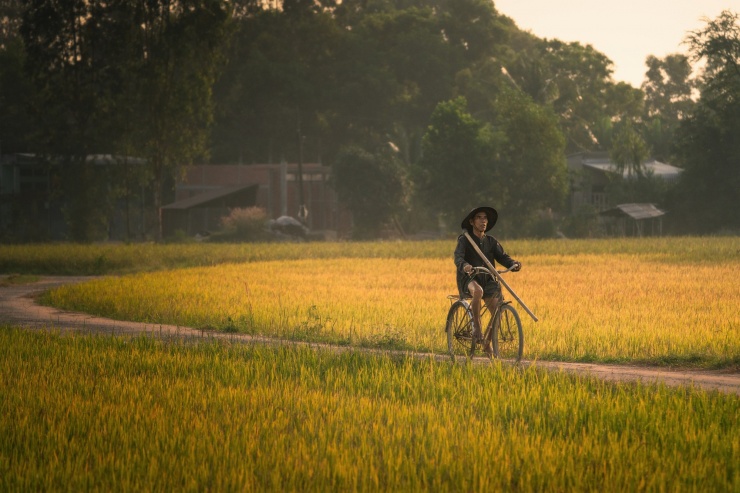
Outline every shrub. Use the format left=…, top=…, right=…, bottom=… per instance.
left=219, top=207, right=269, bottom=241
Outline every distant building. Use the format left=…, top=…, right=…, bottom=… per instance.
left=0, top=153, right=60, bottom=241
left=1, top=155, right=348, bottom=241
left=599, top=203, right=666, bottom=237
left=567, top=152, right=683, bottom=212
left=0, top=153, right=152, bottom=242
left=166, top=162, right=349, bottom=237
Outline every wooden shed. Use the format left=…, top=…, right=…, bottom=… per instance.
left=160, top=184, right=258, bottom=238
left=599, top=203, right=666, bottom=236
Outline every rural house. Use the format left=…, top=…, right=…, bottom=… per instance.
left=567, top=152, right=683, bottom=212
left=0, top=153, right=154, bottom=242
left=566, top=152, right=683, bottom=237
left=165, top=162, right=348, bottom=238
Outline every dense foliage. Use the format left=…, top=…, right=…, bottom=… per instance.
left=672, top=11, right=740, bottom=233
left=1, top=3, right=738, bottom=238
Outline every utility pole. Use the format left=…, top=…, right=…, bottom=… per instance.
left=296, top=115, right=308, bottom=224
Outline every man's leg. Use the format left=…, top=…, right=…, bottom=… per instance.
left=467, top=280, right=484, bottom=341
left=482, top=295, right=500, bottom=354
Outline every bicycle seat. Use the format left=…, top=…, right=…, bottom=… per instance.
left=448, top=293, right=472, bottom=301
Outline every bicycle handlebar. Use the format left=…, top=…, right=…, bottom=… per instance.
left=469, top=266, right=512, bottom=277
left=462, top=231, right=537, bottom=322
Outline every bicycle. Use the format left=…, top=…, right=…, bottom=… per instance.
left=445, top=266, right=524, bottom=362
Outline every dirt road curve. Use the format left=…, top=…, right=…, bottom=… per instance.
left=2, top=277, right=739, bottom=395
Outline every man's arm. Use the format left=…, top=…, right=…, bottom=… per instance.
left=492, top=239, right=521, bottom=271
left=454, top=236, right=470, bottom=273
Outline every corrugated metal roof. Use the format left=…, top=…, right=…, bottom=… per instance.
left=600, top=203, right=665, bottom=220
left=582, top=160, right=683, bottom=181
left=161, top=184, right=258, bottom=210
left=87, top=154, right=146, bottom=165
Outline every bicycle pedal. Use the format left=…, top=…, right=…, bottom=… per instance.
left=469, top=336, right=482, bottom=355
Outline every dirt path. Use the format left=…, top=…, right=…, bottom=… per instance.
left=2, top=276, right=739, bottom=395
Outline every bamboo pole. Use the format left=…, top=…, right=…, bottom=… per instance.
left=464, top=231, right=539, bottom=322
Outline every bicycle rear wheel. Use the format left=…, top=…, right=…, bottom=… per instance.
left=446, top=300, right=473, bottom=360
left=492, top=303, right=523, bottom=361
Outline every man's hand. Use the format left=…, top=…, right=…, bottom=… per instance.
left=463, top=264, right=473, bottom=274
left=511, top=261, right=522, bottom=272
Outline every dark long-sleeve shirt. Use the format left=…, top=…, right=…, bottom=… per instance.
left=454, top=232, right=516, bottom=296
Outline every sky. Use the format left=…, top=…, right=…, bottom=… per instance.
left=492, top=0, right=740, bottom=87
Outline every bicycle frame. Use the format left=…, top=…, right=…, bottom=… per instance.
left=455, top=266, right=510, bottom=332
left=446, top=265, right=524, bottom=360
left=463, top=231, right=538, bottom=322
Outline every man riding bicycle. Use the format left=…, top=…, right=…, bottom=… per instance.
left=454, top=206, right=521, bottom=354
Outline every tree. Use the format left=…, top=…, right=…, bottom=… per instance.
left=212, top=8, right=344, bottom=165
left=21, top=0, right=231, bottom=241
left=417, top=93, right=567, bottom=235
left=641, top=53, right=696, bottom=162
left=605, top=119, right=670, bottom=211
left=642, top=54, right=696, bottom=121
left=0, top=0, right=23, bottom=49
left=672, top=10, right=740, bottom=233
left=112, top=0, right=231, bottom=240
left=333, top=0, right=510, bottom=188
left=505, top=38, right=644, bottom=154
left=610, top=120, right=649, bottom=178
left=416, top=97, right=502, bottom=229
left=331, top=146, right=406, bottom=239
left=0, top=36, right=34, bottom=155
left=0, top=0, right=27, bottom=151
left=491, top=89, right=568, bottom=233
left=348, top=6, right=461, bottom=165
left=685, top=10, right=740, bottom=92
left=217, top=0, right=508, bottom=167
left=21, top=0, right=117, bottom=241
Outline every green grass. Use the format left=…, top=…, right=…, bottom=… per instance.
left=1, top=236, right=738, bottom=275
left=0, top=274, right=40, bottom=286
left=1, top=328, right=737, bottom=492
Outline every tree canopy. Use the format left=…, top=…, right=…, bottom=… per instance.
left=19, top=0, right=231, bottom=240
left=2, top=2, right=738, bottom=239
left=331, top=145, right=406, bottom=239
left=671, top=10, right=740, bottom=233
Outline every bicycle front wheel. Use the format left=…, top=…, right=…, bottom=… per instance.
left=446, top=300, right=473, bottom=360
left=492, top=304, right=523, bottom=361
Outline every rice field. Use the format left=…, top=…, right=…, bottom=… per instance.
left=1, top=328, right=737, bottom=492
left=36, top=237, right=740, bottom=368
left=2, top=238, right=739, bottom=491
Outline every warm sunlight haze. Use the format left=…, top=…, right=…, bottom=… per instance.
left=493, top=0, right=740, bottom=87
